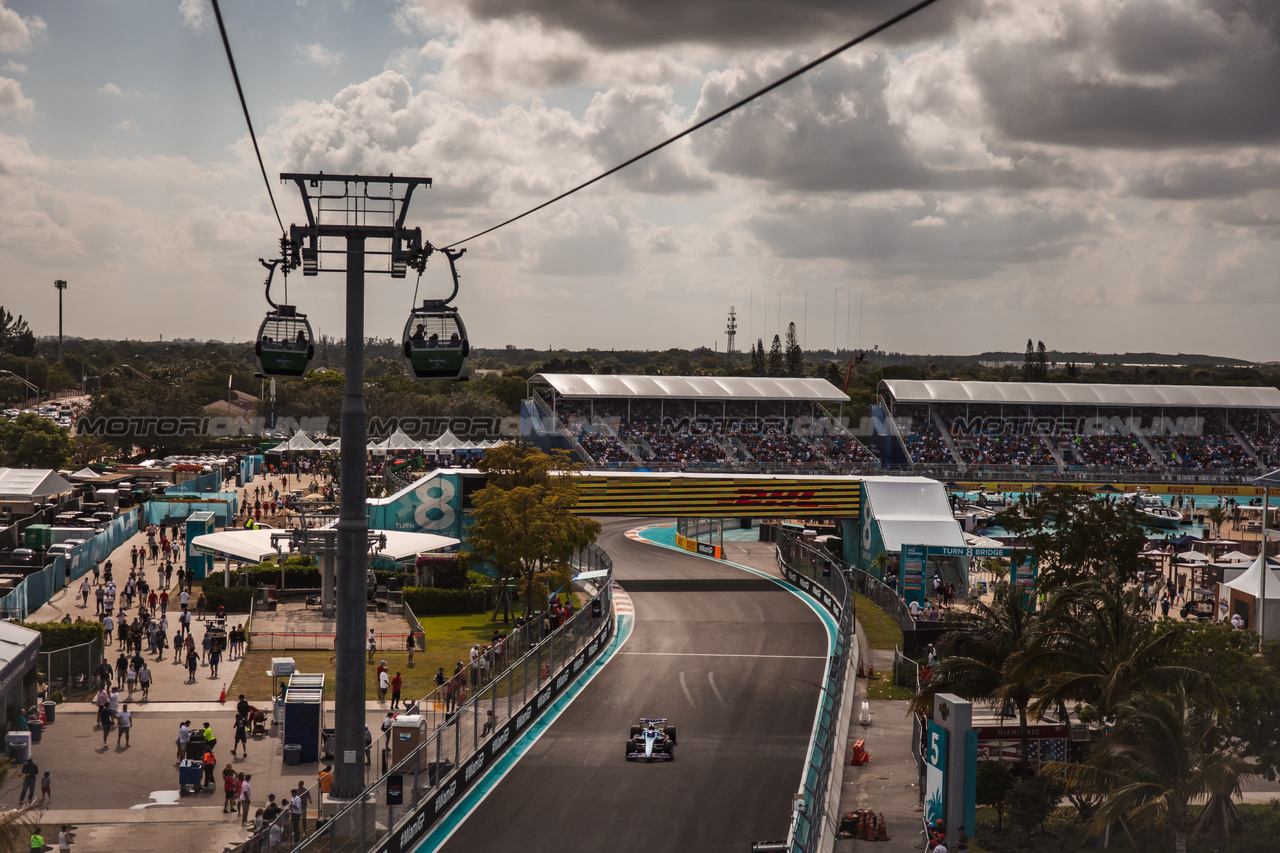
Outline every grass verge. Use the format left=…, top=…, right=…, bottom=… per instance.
left=856, top=593, right=904, bottom=650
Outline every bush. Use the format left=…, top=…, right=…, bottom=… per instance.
left=403, top=585, right=494, bottom=615
left=200, top=574, right=254, bottom=612
left=18, top=621, right=103, bottom=651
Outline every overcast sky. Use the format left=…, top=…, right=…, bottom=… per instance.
left=1, top=0, right=1278, bottom=360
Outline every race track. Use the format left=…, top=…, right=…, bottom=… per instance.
left=435, top=518, right=829, bottom=853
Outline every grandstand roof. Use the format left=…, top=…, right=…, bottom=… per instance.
left=531, top=373, right=848, bottom=402
left=879, top=379, right=1280, bottom=409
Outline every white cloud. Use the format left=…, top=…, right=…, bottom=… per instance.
left=179, top=0, right=210, bottom=32
left=99, top=83, right=122, bottom=96
left=114, top=118, right=140, bottom=135
left=0, top=76, right=32, bottom=120
left=295, top=43, right=343, bottom=68
left=4, top=60, right=24, bottom=74
left=0, top=2, right=43, bottom=53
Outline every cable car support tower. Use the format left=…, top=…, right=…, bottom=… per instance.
left=281, top=173, right=432, bottom=801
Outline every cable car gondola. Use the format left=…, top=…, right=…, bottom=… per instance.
left=402, top=248, right=470, bottom=381
left=255, top=254, right=315, bottom=378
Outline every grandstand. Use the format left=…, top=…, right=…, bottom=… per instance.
left=524, top=374, right=880, bottom=474
left=880, top=379, right=1280, bottom=482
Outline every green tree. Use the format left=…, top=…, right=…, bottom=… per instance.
left=82, top=373, right=207, bottom=455
left=0, top=307, right=35, bottom=357
left=1012, top=562, right=1212, bottom=721
left=976, top=760, right=1015, bottom=831
left=1022, top=339, right=1035, bottom=381
left=767, top=335, right=784, bottom=377
left=0, top=413, right=72, bottom=468
left=750, top=339, right=766, bottom=375
left=913, top=575, right=1040, bottom=768
left=1205, top=505, right=1226, bottom=537
left=1044, top=685, right=1253, bottom=853
left=466, top=444, right=601, bottom=622
left=995, top=486, right=1150, bottom=588
left=784, top=322, right=804, bottom=376
left=1035, top=340, right=1048, bottom=380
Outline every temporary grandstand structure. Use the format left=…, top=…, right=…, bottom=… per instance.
left=1218, top=552, right=1280, bottom=637
left=879, top=379, right=1280, bottom=409
left=531, top=373, right=851, bottom=418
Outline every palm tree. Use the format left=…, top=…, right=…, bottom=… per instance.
left=1043, top=684, right=1253, bottom=853
left=1206, top=505, right=1226, bottom=538
left=912, top=577, right=1039, bottom=768
left=1011, top=562, right=1216, bottom=720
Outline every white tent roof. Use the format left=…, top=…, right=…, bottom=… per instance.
left=428, top=429, right=466, bottom=450
left=881, top=379, right=1280, bottom=409
left=532, top=373, right=849, bottom=402
left=69, top=467, right=101, bottom=481
left=1219, top=552, right=1280, bottom=600
left=376, top=428, right=419, bottom=451
left=0, top=468, right=76, bottom=500
left=272, top=432, right=321, bottom=452
left=862, top=476, right=966, bottom=552
left=191, top=528, right=459, bottom=564
left=1219, top=550, right=1254, bottom=563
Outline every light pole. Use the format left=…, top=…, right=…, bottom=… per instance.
left=54, top=279, right=67, bottom=362
left=281, top=173, right=431, bottom=800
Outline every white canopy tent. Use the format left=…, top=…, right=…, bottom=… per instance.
left=1218, top=552, right=1280, bottom=637
left=0, top=468, right=77, bottom=500
left=271, top=432, right=321, bottom=452
left=191, top=528, right=459, bottom=565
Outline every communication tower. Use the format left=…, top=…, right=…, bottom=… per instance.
left=726, top=306, right=738, bottom=362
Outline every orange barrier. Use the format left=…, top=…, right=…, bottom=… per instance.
left=850, top=738, right=871, bottom=765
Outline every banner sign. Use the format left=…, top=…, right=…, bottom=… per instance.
left=383, top=611, right=615, bottom=853
left=925, top=720, right=948, bottom=828
left=574, top=474, right=861, bottom=518
left=902, top=544, right=927, bottom=606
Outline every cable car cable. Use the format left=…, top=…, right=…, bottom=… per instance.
left=442, top=0, right=944, bottom=249
left=210, top=0, right=287, bottom=236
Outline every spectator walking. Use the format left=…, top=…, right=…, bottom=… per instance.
left=238, top=773, right=252, bottom=824
left=391, top=671, right=402, bottom=709
left=186, top=648, right=199, bottom=683
left=209, top=644, right=221, bottom=678
left=116, top=705, right=132, bottom=747
left=39, top=770, right=50, bottom=804
left=18, top=757, right=37, bottom=804
left=138, top=664, right=151, bottom=701
left=233, top=714, right=248, bottom=757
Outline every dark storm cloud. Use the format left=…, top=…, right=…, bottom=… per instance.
left=691, top=52, right=1096, bottom=194
left=1126, top=157, right=1280, bottom=200
left=972, top=0, right=1280, bottom=148
left=748, top=198, right=1097, bottom=275
left=461, top=0, right=970, bottom=49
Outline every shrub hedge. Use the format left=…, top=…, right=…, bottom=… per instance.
left=17, top=621, right=104, bottom=651
left=403, top=585, right=494, bottom=615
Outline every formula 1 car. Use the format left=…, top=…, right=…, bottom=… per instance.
left=625, top=717, right=676, bottom=761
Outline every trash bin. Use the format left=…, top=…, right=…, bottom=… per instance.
left=27, top=719, right=42, bottom=744
left=5, top=731, right=31, bottom=761
left=284, top=743, right=301, bottom=766
left=42, top=700, right=55, bottom=725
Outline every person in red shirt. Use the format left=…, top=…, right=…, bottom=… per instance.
left=390, top=672, right=402, bottom=709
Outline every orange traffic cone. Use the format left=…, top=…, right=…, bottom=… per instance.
left=856, top=660, right=867, bottom=678
left=867, top=661, right=875, bottom=680
left=218, top=683, right=226, bottom=703
left=876, top=813, right=890, bottom=841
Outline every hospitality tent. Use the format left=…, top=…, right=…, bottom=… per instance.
left=271, top=432, right=321, bottom=452
left=1219, top=552, right=1280, bottom=637
left=191, top=528, right=458, bottom=565
left=0, top=468, right=76, bottom=502
left=370, top=428, right=419, bottom=453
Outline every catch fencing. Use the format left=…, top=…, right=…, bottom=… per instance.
left=775, top=527, right=856, bottom=853
left=231, top=543, right=616, bottom=853
left=40, top=637, right=104, bottom=697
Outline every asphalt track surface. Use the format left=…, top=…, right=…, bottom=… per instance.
left=437, top=518, right=828, bottom=853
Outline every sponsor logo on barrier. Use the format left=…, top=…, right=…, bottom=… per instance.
left=490, top=724, right=511, bottom=753
left=573, top=653, right=585, bottom=672
left=434, top=780, right=457, bottom=815
left=536, top=688, right=551, bottom=710
left=554, top=670, right=569, bottom=691
left=588, top=639, right=600, bottom=656
left=463, top=749, right=487, bottom=783
left=696, top=542, right=718, bottom=557
left=396, top=810, right=428, bottom=853
left=515, top=706, right=533, bottom=731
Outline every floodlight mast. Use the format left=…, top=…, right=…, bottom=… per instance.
left=282, top=173, right=431, bottom=801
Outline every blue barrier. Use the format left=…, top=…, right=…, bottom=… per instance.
left=0, top=508, right=139, bottom=620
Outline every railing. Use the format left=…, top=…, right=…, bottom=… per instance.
left=775, top=527, right=855, bottom=853
left=892, top=463, right=1264, bottom=485
left=40, top=637, right=104, bottom=697
left=853, top=569, right=916, bottom=633
left=893, top=645, right=920, bottom=694
left=247, top=543, right=615, bottom=853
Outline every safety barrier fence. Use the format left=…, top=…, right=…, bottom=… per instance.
left=893, top=645, right=921, bottom=694
left=898, top=463, right=1263, bottom=486
left=231, top=543, right=616, bottom=853
left=40, top=637, right=105, bottom=697
left=775, top=527, right=855, bottom=853
left=0, top=508, right=140, bottom=621
left=853, top=570, right=916, bottom=634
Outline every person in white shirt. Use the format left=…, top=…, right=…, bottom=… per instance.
left=57, top=825, right=73, bottom=852
left=79, top=578, right=91, bottom=608
left=176, top=720, right=191, bottom=761
left=116, top=705, right=132, bottom=747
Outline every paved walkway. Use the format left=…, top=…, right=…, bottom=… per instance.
left=29, top=523, right=244, bottom=702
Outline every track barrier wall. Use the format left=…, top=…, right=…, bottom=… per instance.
left=776, top=528, right=859, bottom=853
left=258, top=543, right=616, bottom=853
